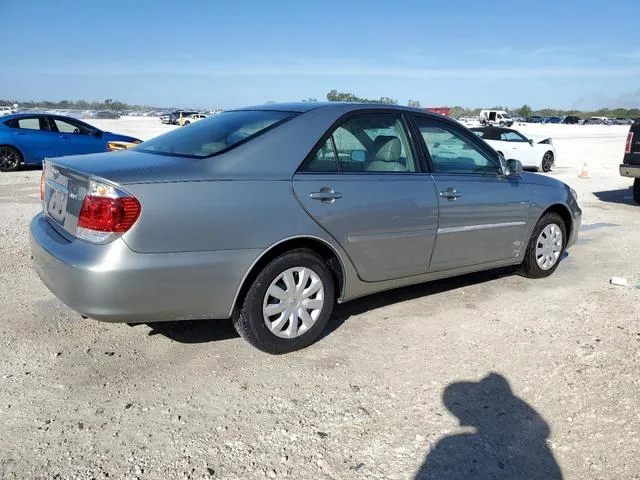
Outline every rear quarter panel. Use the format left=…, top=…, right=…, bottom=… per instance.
left=121, top=179, right=329, bottom=253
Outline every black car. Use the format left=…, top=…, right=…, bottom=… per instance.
left=621, top=124, right=640, bottom=204
left=95, top=111, right=121, bottom=119
left=562, top=115, right=581, bottom=124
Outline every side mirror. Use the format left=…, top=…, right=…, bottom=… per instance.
left=504, top=158, right=523, bottom=177
left=350, top=150, right=366, bottom=162
left=93, top=130, right=103, bottom=137
left=528, top=138, right=534, bottom=146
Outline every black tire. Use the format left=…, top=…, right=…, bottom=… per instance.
left=541, top=151, right=553, bottom=172
left=232, top=249, right=335, bottom=354
left=0, top=145, right=22, bottom=172
left=518, top=212, right=567, bottom=279
left=634, top=179, right=640, bottom=205
left=183, top=120, right=190, bottom=125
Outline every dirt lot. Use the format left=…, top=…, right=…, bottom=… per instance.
left=1, top=119, right=638, bottom=479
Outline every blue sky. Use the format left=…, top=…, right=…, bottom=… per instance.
left=1, top=0, right=639, bottom=110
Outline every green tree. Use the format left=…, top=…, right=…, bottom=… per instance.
left=407, top=100, right=421, bottom=108
left=518, top=104, right=533, bottom=118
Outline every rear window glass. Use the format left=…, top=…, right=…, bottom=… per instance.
left=135, top=110, right=295, bottom=158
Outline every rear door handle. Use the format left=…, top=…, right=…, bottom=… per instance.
left=13, top=131, right=27, bottom=135
left=439, top=188, right=462, bottom=200
left=309, top=187, right=342, bottom=203
left=60, top=135, right=71, bottom=140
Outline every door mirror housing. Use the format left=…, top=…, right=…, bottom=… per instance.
left=528, top=138, right=534, bottom=146
left=504, top=158, right=523, bottom=177
left=92, top=130, right=103, bottom=137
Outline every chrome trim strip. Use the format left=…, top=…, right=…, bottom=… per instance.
left=438, top=221, right=526, bottom=234
left=348, top=228, right=436, bottom=243
left=45, top=178, right=68, bottom=194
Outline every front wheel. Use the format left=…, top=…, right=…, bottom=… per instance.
left=518, top=213, right=566, bottom=278
left=633, top=179, right=640, bottom=205
left=232, top=249, right=335, bottom=354
left=0, top=146, right=22, bottom=172
left=541, top=151, right=554, bottom=172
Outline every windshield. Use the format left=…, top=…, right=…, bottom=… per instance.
left=135, top=110, right=295, bottom=158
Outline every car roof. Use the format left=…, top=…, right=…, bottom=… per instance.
left=231, top=102, right=443, bottom=116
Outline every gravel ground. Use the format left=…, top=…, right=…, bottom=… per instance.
left=0, top=120, right=638, bottom=479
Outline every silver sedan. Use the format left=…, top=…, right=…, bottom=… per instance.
left=30, top=103, right=582, bottom=353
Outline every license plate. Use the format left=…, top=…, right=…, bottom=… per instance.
left=47, top=188, right=67, bottom=225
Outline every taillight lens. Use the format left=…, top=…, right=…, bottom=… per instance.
left=76, top=180, right=140, bottom=243
left=78, top=196, right=140, bottom=232
left=625, top=131, right=634, bottom=154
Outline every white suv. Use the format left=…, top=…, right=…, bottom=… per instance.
left=0, top=106, right=13, bottom=116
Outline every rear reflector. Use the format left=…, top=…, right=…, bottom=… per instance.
left=40, top=171, right=45, bottom=201
left=625, top=131, right=634, bottom=154
left=78, top=195, right=141, bottom=232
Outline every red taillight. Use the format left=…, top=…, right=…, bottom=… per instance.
left=77, top=195, right=141, bottom=232
left=625, top=131, right=634, bottom=154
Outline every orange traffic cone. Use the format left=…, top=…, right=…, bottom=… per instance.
left=578, top=162, right=589, bottom=179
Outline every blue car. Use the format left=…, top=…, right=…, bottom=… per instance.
left=0, top=113, right=141, bottom=171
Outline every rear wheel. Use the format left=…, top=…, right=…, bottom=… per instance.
left=518, top=212, right=566, bottom=278
left=633, top=179, right=640, bottom=205
left=541, top=151, right=554, bottom=172
left=232, top=249, right=335, bottom=354
left=183, top=120, right=190, bottom=125
left=0, top=146, right=22, bottom=172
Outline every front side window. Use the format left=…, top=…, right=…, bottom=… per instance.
left=52, top=118, right=95, bottom=135
left=136, top=110, right=294, bottom=158
left=500, top=131, right=527, bottom=142
left=414, top=117, right=501, bottom=175
left=303, top=114, right=417, bottom=173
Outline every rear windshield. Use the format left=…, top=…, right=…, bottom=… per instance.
left=135, top=110, right=295, bottom=158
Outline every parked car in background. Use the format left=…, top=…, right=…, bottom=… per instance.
left=563, top=115, right=581, bottom=124
left=621, top=124, right=640, bottom=204
left=544, top=116, right=563, bottom=124
left=161, top=110, right=199, bottom=125
left=471, top=126, right=556, bottom=172
left=614, top=118, right=633, bottom=125
left=30, top=103, right=581, bottom=353
left=94, top=111, right=121, bottom=119
left=585, top=117, right=607, bottom=125
left=455, top=116, right=481, bottom=128
left=527, top=116, right=544, bottom=123
left=0, top=106, right=13, bottom=116
left=0, top=113, right=141, bottom=171
left=479, top=110, right=513, bottom=127
left=180, top=113, right=208, bottom=126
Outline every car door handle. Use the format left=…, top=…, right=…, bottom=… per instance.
left=13, top=131, right=27, bottom=135
left=439, top=188, right=462, bottom=200
left=309, top=189, right=342, bottom=202
left=60, top=135, right=72, bottom=140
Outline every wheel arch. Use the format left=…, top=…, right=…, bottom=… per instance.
left=541, top=203, right=572, bottom=243
left=230, top=236, right=346, bottom=316
left=0, top=143, right=25, bottom=160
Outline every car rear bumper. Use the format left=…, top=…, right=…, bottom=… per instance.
left=620, top=164, right=640, bottom=178
left=30, top=213, right=261, bottom=322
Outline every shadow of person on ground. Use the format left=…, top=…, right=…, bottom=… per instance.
left=593, top=187, right=636, bottom=206
left=416, top=373, right=562, bottom=480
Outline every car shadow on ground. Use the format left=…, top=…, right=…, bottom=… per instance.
left=593, top=187, right=636, bottom=206
left=144, top=267, right=516, bottom=345
left=414, top=372, right=563, bottom=479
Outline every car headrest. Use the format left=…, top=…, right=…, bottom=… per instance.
left=373, top=135, right=401, bottom=162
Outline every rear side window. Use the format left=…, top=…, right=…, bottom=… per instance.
left=135, top=110, right=295, bottom=158
left=5, top=117, right=44, bottom=130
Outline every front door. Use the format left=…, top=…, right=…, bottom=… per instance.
left=48, top=116, right=105, bottom=157
left=293, top=112, right=439, bottom=282
left=412, top=115, right=531, bottom=272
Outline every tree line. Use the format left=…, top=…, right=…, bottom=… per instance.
left=3, top=93, right=639, bottom=119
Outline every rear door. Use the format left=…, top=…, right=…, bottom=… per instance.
left=293, top=111, right=439, bottom=282
left=6, top=115, right=53, bottom=162
left=412, top=115, right=531, bottom=272
left=49, top=116, right=105, bottom=156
